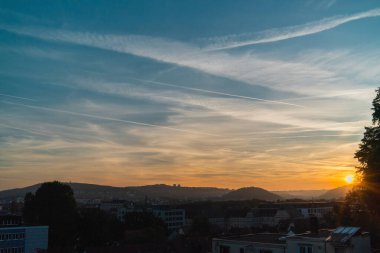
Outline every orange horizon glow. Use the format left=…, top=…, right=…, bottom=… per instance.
left=0, top=168, right=357, bottom=192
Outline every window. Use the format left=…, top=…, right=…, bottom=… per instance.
left=219, top=245, right=230, bottom=253
left=299, top=245, right=313, bottom=253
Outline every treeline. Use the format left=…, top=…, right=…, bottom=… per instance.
left=23, top=181, right=169, bottom=253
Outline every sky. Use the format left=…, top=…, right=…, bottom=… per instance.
left=1, top=0, right=380, bottom=191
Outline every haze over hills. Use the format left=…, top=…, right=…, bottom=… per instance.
left=0, top=182, right=352, bottom=202
left=318, top=185, right=353, bottom=200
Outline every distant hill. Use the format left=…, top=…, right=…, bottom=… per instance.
left=318, top=185, right=353, bottom=200
left=0, top=184, right=42, bottom=201
left=1, top=182, right=352, bottom=202
left=221, top=187, right=282, bottom=201
left=0, top=182, right=230, bottom=202
left=274, top=189, right=328, bottom=200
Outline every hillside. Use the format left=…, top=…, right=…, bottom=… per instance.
left=0, top=182, right=231, bottom=202
left=1, top=183, right=351, bottom=202
left=221, top=187, right=282, bottom=201
left=318, top=185, right=353, bottom=200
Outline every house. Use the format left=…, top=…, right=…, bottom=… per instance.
left=212, top=227, right=371, bottom=253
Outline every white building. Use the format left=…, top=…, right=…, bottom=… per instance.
left=212, top=233, right=287, bottom=253
left=0, top=226, right=48, bottom=253
left=260, top=202, right=335, bottom=219
left=152, top=208, right=185, bottom=231
left=99, top=202, right=127, bottom=222
left=1, top=214, right=48, bottom=253
left=298, top=206, right=334, bottom=218
left=209, top=208, right=291, bottom=229
left=212, top=227, right=371, bottom=253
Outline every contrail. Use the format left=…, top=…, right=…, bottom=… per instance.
left=2, top=101, right=217, bottom=136
left=0, top=93, right=36, bottom=101
left=129, top=78, right=304, bottom=108
left=279, top=88, right=373, bottom=101
left=206, top=8, right=380, bottom=50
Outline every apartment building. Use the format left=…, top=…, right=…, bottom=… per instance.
left=152, top=208, right=185, bottom=231
left=0, top=215, right=48, bottom=253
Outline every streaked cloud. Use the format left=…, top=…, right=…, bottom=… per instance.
left=204, top=8, right=380, bottom=50
left=0, top=24, right=370, bottom=96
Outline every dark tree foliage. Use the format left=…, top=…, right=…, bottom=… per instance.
left=188, top=216, right=213, bottom=237
left=354, top=88, right=380, bottom=214
left=123, top=212, right=167, bottom=244
left=23, top=181, right=78, bottom=252
left=345, top=88, right=380, bottom=247
left=76, top=209, right=123, bottom=251
left=23, top=192, right=36, bottom=223
left=124, top=212, right=167, bottom=230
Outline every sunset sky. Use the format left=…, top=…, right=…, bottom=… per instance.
left=1, top=0, right=380, bottom=191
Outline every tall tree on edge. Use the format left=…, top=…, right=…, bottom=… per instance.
left=354, top=88, right=380, bottom=215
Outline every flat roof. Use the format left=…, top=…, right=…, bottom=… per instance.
left=286, top=229, right=335, bottom=241
left=215, top=233, right=287, bottom=245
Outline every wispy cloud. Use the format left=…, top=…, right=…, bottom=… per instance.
left=204, top=8, right=380, bottom=50
left=65, top=77, right=367, bottom=135
left=0, top=24, right=365, bottom=95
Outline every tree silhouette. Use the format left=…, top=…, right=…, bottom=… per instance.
left=123, top=212, right=167, bottom=244
left=76, top=209, right=123, bottom=251
left=23, top=181, right=78, bottom=252
left=355, top=88, right=380, bottom=214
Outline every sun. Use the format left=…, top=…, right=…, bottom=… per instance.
left=345, top=175, right=354, bottom=184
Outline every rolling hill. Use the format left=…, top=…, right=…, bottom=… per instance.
left=0, top=182, right=351, bottom=202
left=221, top=187, right=282, bottom=201
left=0, top=182, right=231, bottom=202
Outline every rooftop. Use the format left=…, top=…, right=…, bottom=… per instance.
left=214, top=227, right=367, bottom=245
left=215, top=233, right=287, bottom=245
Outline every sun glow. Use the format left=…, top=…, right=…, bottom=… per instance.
left=345, top=175, right=354, bottom=184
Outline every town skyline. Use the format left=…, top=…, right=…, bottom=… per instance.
left=1, top=1, right=380, bottom=191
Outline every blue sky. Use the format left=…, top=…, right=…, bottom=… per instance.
left=1, top=0, right=380, bottom=190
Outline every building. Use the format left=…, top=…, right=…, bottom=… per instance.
left=212, top=233, right=287, bottom=253
left=0, top=215, right=48, bottom=253
left=122, top=206, right=186, bottom=231
left=260, top=202, right=335, bottom=219
left=209, top=208, right=292, bottom=229
left=99, top=201, right=127, bottom=222
left=212, top=227, right=371, bottom=253
left=152, top=207, right=185, bottom=231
